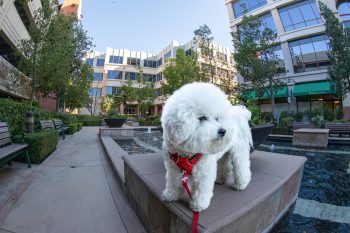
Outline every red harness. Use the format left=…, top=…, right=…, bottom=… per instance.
left=169, top=152, right=202, bottom=233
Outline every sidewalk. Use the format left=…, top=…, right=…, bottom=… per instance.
left=0, top=127, right=144, bottom=233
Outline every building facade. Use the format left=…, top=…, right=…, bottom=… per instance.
left=85, top=40, right=235, bottom=116
left=225, top=0, right=350, bottom=119
left=0, top=0, right=42, bottom=99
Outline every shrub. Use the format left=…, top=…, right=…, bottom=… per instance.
left=248, top=104, right=264, bottom=126
left=138, top=116, right=161, bottom=126
left=335, top=108, right=344, bottom=120
left=77, top=122, right=83, bottom=131
left=52, top=113, right=78, bottom=125
left=280, top=116, right=294, bottom=131
left=294, top=112, right=303, bottom=122
left=13, top=130, right=59, bottom=164
left=67, top=123, right=78, bottom=134
left=324, top=108, right=334, bottom=121
left=76, top=115, right=101, bottom=126
left=272, top=127, right=291, bottom=135
left=0, top=98, right=52, bottom=134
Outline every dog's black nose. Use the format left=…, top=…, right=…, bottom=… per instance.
left=218, top=128, right=226, bottom=137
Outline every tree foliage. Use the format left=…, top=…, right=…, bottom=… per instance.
left=135, top=68, right=155, bottom=116
left=319, top=1, right=350, bottom=99
left=15, top=0, right=93, bottom=111
left=194, top=24, right=237, bottom=100
left=113, top=80, right=136, bottom=116
left=232, top=15, right=285, bottom=119
left=161, top=48, right=202, bottom=97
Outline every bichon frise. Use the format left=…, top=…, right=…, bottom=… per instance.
left=161, top=82, right=252, bottom=212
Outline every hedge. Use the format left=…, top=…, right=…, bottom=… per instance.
left=76, top=115, right=102, bottom=126
left=138, top=117, right=161, bottom=126
left=13, top=130, right=59, bottom=164
left=0, top=98, right=52, bottom=134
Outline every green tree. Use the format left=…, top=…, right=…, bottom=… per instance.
left=113, top=80, right=136, bottom=117
left=101, top=95, right=114, bottom=113
left=135, top=67, right=155, bottom=117
left=232, top=15, right=285, bottom=120
left=161, top=48, right=202, bottom=97
left=15, top=0, right=93, bottom=111
left=194, top=25, right=216, bottom=83
left=319, top=2, right=350, bottom=99
left=194, top=24, right=236, bottom=100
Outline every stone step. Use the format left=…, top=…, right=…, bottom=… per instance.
left=123, top=150, right=306, bottom=233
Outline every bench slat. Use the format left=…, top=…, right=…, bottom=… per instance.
left=0, top=132, right=10, bottom=140
left=0, top=144, right=28, bottom=159
left=0, top=122, right=7, bottom=127
left=0, top=138, right=11, bottom=147
left=0, top=127, right=9, bottom=133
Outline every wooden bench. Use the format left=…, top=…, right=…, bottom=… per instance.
left=0, top=122, right=31, bottom=168
left=324, top=122, right=350, bottom=137
left=292, top=122, right=317, bottom=131
left=39, top=120, right=66, bottom=139
left=53, top=119, right=69, bottom=133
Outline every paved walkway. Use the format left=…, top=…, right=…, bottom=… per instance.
left=0, top=127, right=145, bottom=233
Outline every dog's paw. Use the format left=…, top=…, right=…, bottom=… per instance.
left=232, top=176, right=251, bottom=191
left=162, top=189, right=179, bottom=202
left=190, top=197, right=210, bottom=212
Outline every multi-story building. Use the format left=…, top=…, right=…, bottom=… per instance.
left=225, top=0, right=350, bottom=119
left=85, top=40, right=235, bottom=116
left=0, top=0, right=42, bottom=99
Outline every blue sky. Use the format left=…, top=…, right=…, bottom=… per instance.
left=70, top=0, right=233, bottom=53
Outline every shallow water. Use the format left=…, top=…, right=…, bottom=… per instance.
left=115, top=132, right=350, bottom=233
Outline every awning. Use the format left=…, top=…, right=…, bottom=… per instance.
left=293, top=81, right=335, bottom=96
left=244, top=86, right=288, bottom=100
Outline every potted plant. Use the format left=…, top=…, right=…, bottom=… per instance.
left=104, top=110, right=127, bottom=128
left=248, top=104, right=274, bottom=149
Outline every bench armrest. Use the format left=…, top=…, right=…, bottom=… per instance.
left=11, top=132, right=25, bottom=143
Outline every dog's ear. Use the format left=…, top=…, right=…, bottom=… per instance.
left=161, top=107, right=194, bottom=145
left=232, top=105, right=251, bottom=121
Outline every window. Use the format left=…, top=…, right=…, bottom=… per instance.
left=125, top=72, right=138, bottom=80
left=217, top=52, right=227, bottom=62
left=106, top=86, right=119, bottom=95
left=127, top=57, right=140, bottom=66
left=143, top=73, right=154, bottom=82
left=260, top=45, right=285, bottom=73
left=86, top=58, right=94, bottom=66
left=164, top=51, right=171, bottom=61
left=96, top=59, right=105, bottom=67
left=14, top=1, right=30, bottom=31
left=107, top=70, right=122, bottom=79
left=259, top=13, right=276, bottom=31
left=289, top=35, right=330, bottom=73
left=144, top=59, right=157, bottom=68
left=278, top=0, right=322, bottom=32
left=338, top=1, right=350, bottom=28
left=126, top=106, right=136, bottom=115
left=154, top=89, right=161, bottom=97
left=157, top=58, right=163, bottom=67
left=232, top=0, right=267, bottom=18
left=109, top=55, right=123, bottom=64
left=185, top=49, right=193, bottom=56
left=156, top=73, right=163, bottom=82
left=217, top=68, right=228, bottom=77
left=93, top=72, right=103, bottom=81
left=89, top=88, right=101, bottom=97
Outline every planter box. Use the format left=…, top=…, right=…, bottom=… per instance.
left=104, top=118, right=126, bottom=128
left=251, top=124, right=274, bottom=148
left=293, top=128, right=329, bottom=148
left=123, top=151, right=306, bottom=233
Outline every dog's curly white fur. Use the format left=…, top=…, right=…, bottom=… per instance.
left=161, top=82, right=252, bottom=212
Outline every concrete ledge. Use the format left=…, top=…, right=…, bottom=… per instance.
left=100, top=136, right=128, bottom=184
left=123, top=151, right=306, bottom=233
left=293, top=128, right=329, bottom=148
left=99, top=126, right=134, bottom=140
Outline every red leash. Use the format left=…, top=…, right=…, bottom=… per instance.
left=170, top=152, right=202, bottom=233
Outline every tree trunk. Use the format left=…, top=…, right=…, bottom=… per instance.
left=270, top=94, right=277, bottom=123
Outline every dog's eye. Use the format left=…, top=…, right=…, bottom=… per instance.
left=215, top=117, right=219, bottom=121
left=198, top=116, right=207, bottom=121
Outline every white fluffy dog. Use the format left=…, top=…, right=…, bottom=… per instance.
left=161, top=82, right=252, bottom=212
